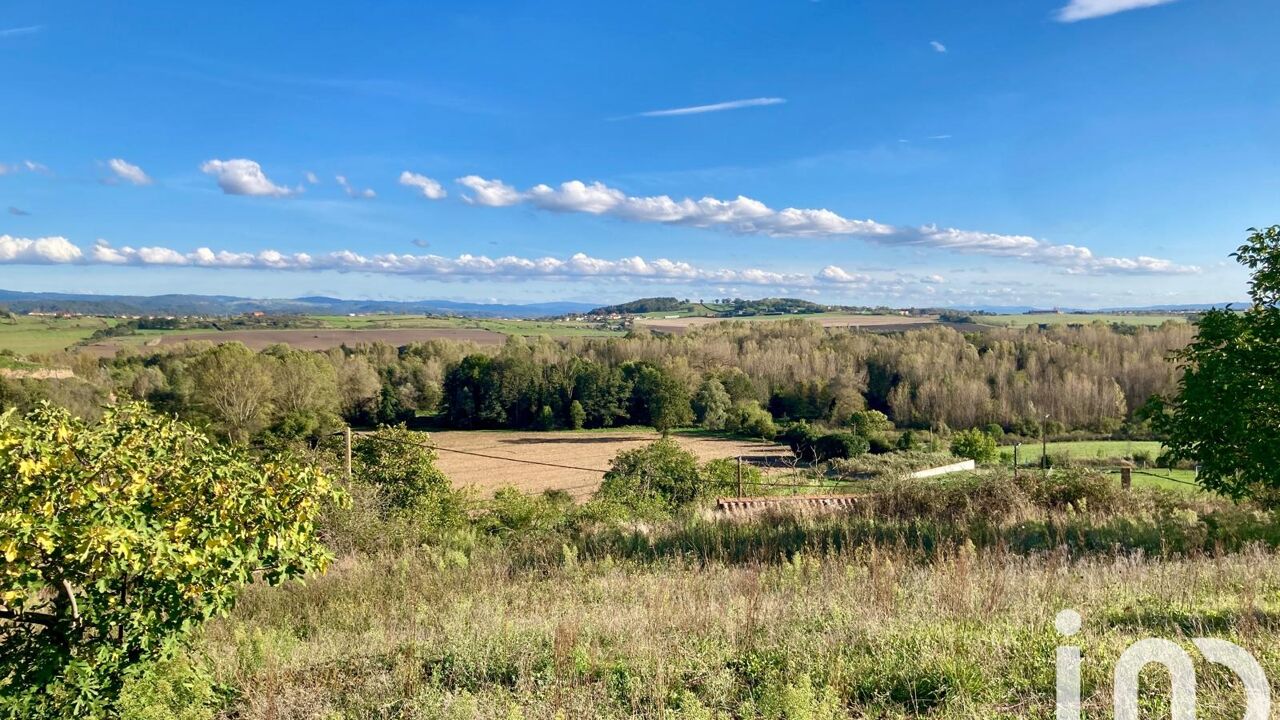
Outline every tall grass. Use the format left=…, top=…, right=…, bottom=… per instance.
left=126, top=472, right=1280, bottom=719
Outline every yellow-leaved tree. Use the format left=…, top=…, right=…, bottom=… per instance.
left=0, top=403, right=342, bottom=719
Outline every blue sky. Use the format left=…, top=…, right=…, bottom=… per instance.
left=2, top=0, right=1276, bottom=308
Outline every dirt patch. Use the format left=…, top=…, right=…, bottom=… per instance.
left=80, top=328, right=507, bottom=356
left=635, top=314, right=939, bottom=334
left=425, top=429, right=792, bottom=499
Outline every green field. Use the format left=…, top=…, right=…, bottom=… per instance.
left=0, top=314, right=624, bottom=355
left=0, top=315, right=118, bottom=355
left=980, top=312, right=1191, bottom=328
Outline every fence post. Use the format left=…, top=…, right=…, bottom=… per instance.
left=737, top=456, right=744, bottom=498
left=1121, top=466, right=1132, bottom=491
left=344, top=426, right=353, bottom=483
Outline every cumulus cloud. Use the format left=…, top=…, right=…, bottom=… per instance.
left=0, top=235, right=82, bottom=263
left=200, top=158, right=298, bottom=197
left=817, top=266, right=872, bottom=285
left=399, top=171, right=446, bottom=200
left=1055, top=0, right=1177, bottom=22
left=634, top=97, right=787, bottom=118
left=305, top=171, right=319, bottom=185
left=335, top=175, right=376, bottom=199
left=453, top=177, right=1198, bottom=275
left=456, top=175, right=524, bottom=206
left=106, top=158, right=152, bottom=186
left=930, top=40, right=947, bottom=53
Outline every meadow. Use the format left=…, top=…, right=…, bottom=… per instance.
left=127, top=469, right=1280, bottom=720
left=0, top=315, right=118, bottom=354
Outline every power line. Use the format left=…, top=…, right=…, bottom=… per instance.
left=348, top=430, right=844, bottom=491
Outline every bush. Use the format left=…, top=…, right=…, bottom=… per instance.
left=867, top=434, right=895, bottom=455
left=701, top=457, right=765, bottom=495
left=595, top=439, right=704, bottom=515
left=848, top=409, right=893, bottom=437
left=352, top=425, right=464, bottom=526
left=814, top=433, right=870, bottom=461
left=724, top=401, right=777, bottom=439
left=780, top=422, right=820, bottom=462
left=950, top=428, right=999, bottom=465
left=480, top=487, right=573, bottom=537
left=568, top=400, right=586, bottom=430
left=0, top=403, right=339, bottom=718
left=896, top=430, right=918, bottom=451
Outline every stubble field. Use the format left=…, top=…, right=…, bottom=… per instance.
left=426, top=429, right=791, bottom=498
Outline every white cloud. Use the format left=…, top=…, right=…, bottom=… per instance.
left=0, top=235, right=82, bottom=263
left=200, top=158, right=297, bottom=197
left=6, top=236, right=812, bottom=286
left=635, top=97, right=786, bottom=118
left=335, top=174, right=376, bottom=199
left=1055, top=0, right=1177, bottom=22
left=0, top=25, right=42, bottom=38
left=930, top=40, right=947, bottom=53
left=399, top=171, right=446, bottom=200
left=454, top=176, right=1197, bottom=275
left=456, top=175, right=524, bottom=206
left=817, top=266, right=872, bottom=285
left=305, top=171, right=319, bottom=185
left=106, top=158, right=152, bottom=186
left=1, top=160, right=49, bottom=175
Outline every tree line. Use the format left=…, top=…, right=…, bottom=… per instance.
left=0, top=319, right=1193, bottom=442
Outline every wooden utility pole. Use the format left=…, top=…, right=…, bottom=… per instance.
left=736, top=456, right=744, bottom=498
left=344, top=426, right=353, bottom=482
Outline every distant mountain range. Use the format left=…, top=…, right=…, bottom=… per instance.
left=0, top=289, right=1247, bottom=320
left=0, top=289, right=598, bottom=319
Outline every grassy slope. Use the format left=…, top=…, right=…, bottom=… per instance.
left=179, top=488, right=1280, bottom=719
left=0, top=316, right=117, bottom=354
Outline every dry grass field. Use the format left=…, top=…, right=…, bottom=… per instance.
left=634, top=314, right=939, bottom=334
left=80, top=327, right=508, bottom=356
left=427, top=429, right=791, bottom=498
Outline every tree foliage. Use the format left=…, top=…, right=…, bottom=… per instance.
left=595, top=439, right=703, bottom=515
left=352, top=425, right=461, bottom=524
left=1152, top=226, right=1280, bottom=501
left=0, top=403, right=339, bottom=718
left=949, top=428, right=1000, bottom=465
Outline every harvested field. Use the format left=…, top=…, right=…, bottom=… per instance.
left=635, top=313, right=939, bottom=334
left=426, top=429, right=791, bottom=498
left=80, top=327, right=507, bottom=356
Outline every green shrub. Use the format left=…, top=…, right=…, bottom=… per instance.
left=725, top=401, right=777, bottom=439
left=701, top=457, right=765, bottom=495
left=352, top=425, right=465, bottom=527
left=780, top=422, right=819, bottom=462
left=813, top=433, right=869, bottom=461
left=595, top=439, right=704, bottom=515
left=480, top=487, right=573, bottom=537
left=950, top=428, right=999, bottom=465
left=848, top=409, right=893, bottom=437
left=568, top=400, right=586, bottom=430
